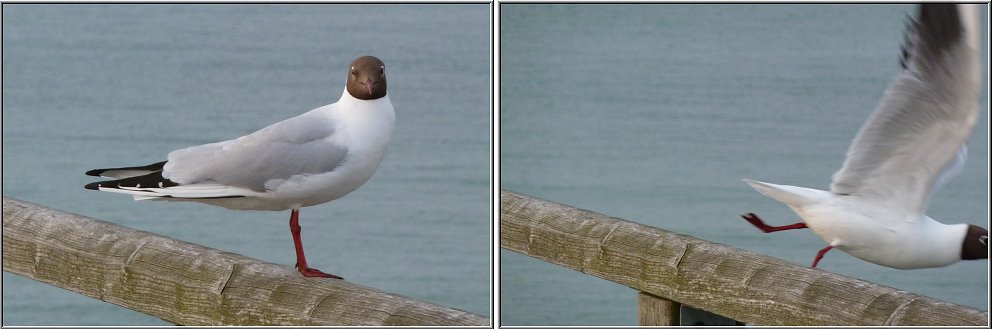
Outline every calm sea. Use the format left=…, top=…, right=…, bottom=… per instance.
left=501, top=4, right=989, bottom=326
left=2, top=4, right=491, bottom=325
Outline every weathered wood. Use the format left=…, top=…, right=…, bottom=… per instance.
left=2, top=196, right=489, bottom=326
left=500, top=190, right=988, bottom=326
left=637, top=291, right=679, bottom=326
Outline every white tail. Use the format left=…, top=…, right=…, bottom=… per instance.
left=743, top=179, right=826, bottom=208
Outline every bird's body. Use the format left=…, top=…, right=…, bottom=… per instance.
left=85, top=55, right=393, bottom=278
left=742, top=4, right=988, bottom=269
left=124, top=89, right=393, bottom=211
left=745, top=180, right=971, bottom=269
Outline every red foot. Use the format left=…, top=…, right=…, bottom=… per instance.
left=297, top=264, right=344, bottom=279
left=289, top=209, right=343, bottom=280
left=811, top=245, right=834, bottom=268
left=741, top=213, right=808, bottom=233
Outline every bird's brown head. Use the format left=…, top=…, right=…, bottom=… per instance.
left=346, top=55, right=387, bottom=100
left=961, top=224, right=988, bottom=260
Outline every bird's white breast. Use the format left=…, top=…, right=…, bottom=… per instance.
left=798, top=197, right=965, bottom=269
left=277, top=92, right=394, bottom=208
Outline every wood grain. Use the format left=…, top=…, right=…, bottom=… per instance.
left=500, top=189, right=988, bottom=326
left=3, top=196, right=489, bottom=326
left=637, top=292, right=679, bottom=326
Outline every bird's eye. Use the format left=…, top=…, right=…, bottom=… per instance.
left=379, top=66, right=385, bottom=77
left=351, top=66, right=357, bottom=76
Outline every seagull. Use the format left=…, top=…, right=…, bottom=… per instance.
left=84, top=55, right=395, bottom=279
left=742, top=4, right=988, bottom=269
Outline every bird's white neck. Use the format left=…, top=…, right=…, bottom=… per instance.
left=913, top=218, right=969, bottom=266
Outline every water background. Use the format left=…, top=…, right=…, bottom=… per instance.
left=500, top=4, right=990, bottom=325
left=2, top=4, right=491, bottom=325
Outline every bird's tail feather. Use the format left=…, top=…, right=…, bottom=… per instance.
left=743, top=179, right=823, bottom=207
left=85, top=170, right=249, bottom=200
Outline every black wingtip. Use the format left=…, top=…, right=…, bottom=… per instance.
left=85, top=169, right=105, bottom=177
left=84, top=161, right=168, bottom=177
left=897, top=4, right=965, bottom=70
left=84, top=172, right=179, bottom=192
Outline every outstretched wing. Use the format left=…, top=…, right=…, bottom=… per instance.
left=830, top=4, right=981, bottom=217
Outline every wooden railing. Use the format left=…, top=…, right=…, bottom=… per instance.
left=2, top=196, right=489, bottom=326
left=500, top=189, right=989, bottom=326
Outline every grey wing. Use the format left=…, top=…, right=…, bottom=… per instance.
left=163, top=107, right=349, bottom=191
left=830, top=4, right=981, bottom=215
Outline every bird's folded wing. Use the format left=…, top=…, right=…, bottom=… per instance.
left=163, top=106, right=349, bottom=192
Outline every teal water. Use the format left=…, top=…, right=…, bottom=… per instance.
left=4, top=4, right=990, bottom=326
left=501, top=4, right=989, bottom=326
left=3, top=4, right=491, bottom=325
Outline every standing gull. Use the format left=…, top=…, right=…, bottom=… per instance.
left=742, top=4, right=988, bottom=269
left=84, top=55, right=395, bottom=279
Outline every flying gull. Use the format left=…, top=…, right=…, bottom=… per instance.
left=742, top=4, right=988, bottom=269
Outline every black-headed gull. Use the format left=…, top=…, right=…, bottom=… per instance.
left=742, top=4, right=988, bottom=269
left=84, top=55, right=394, bottom=279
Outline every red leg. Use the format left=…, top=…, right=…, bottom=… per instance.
left=741, top=213, right=808, bottom=233
left=811, top=245, right=834, bottom=268
left=289, top=209, right=342, bottom=279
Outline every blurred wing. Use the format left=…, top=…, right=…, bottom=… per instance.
left=830, top=4, right=981, bottom=216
